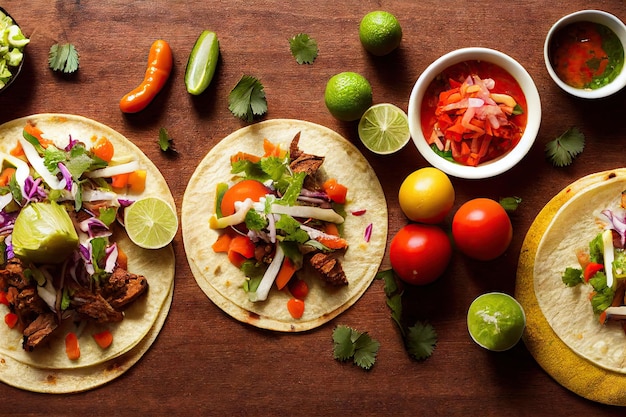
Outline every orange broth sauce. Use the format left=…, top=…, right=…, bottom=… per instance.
left=420, top=60, right=528, bottom=166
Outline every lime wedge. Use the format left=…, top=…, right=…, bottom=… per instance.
left=124, top=197, right=178, bottom=249
left=358, top=103, right=410, bottom=154
left=467, top=292, right=526, bottom=351
left=185, top=30, right=219, bottom=95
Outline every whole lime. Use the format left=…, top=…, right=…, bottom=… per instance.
left=467, top=292, right=526, bottom=351
left=324, top=72, right=373, bottom=122
left=359, top=11, right=403, bottom=56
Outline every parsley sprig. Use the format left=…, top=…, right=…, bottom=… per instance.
left=545, top=127, right=585, bottom=167
left=332, top=325, right=380, bottom=370
left=228, top=75, right=268, bottom=122
left=289, top=33, right=318, bottom=64
left=377, top=269, right=437, bottom=360
left=48, top=43, right=80, bottom=74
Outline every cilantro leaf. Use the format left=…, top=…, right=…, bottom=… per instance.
left=499, top=196, right=522, bottom=212
left=158, top=128, right=176, bottom=153
left=545, top=127, right=585, bottom=167
left=228, top=75, right=268, bottom=122
left=561, top=267, right=583, bottom=287
left=48, top=43, right=80, bottom=73
left=289, top=33, right=318, bottom=64
left=332, top=325, right=379, bottom=370
left=405, top=322, right=437, bottom=360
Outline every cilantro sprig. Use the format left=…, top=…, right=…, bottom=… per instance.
left=545, top=127, right=585, bottom=167
left=377, top=269, right=437, bottom=360
left=228, top=75, right=268, bottom=122
left=48, top=43, right=80, bottom=74
left=158, top=128, right=177, bottom=153
left=289, top=33, right=318, bottom=64
left=332, top=325, right=380, bottom=370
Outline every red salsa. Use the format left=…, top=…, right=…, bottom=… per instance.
left=548, top=21, right=624, bottom=89
left=420, top=60, right=527, bottom=166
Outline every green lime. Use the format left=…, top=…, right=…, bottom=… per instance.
left=358, top=103, right=410, bottom=154
left=359, top=11, right=403, bottom=56
left=467, top=292, right=526, bottom=351
left=185, top=30, right=220, bottom=95
left=324, top=72, right=373, bottom=122
left=124, top=197, right=178, bottom=249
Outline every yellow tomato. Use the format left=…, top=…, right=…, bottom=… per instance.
left=398, top=167, right=455, bottom=223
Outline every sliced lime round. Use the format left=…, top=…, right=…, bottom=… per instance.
left=124, top=197, right=178, bottom=249
left=358, top=103, right=410, bottom=154
left=185, top=30, right=219, bottom=95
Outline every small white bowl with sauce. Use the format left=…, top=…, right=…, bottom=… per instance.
left=544, top=10, right=626, bottom=99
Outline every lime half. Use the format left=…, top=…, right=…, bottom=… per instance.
left=124, top=197, right=178, bottom=249
left=185, top=30, right=220, bottom=95
left=358, top=103, right=410, bottom=154
left=467, top=292, right=526, bottom=351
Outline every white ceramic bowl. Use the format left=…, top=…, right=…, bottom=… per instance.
left=408, top=47, right=541, bottom=179
left=544, top=10, right=626, bottom=99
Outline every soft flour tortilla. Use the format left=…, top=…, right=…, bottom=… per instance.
left=517, top=169, right=626, bottom=405
left=182, top=119, right=387, bottom=332
left=0, top=115, right=175, bottom=382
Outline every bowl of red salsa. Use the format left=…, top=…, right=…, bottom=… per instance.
left=544, top=10, right=626, bottom=99
left=408, top=47, right=541, bottom=179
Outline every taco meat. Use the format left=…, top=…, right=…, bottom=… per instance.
left=23, top=313, right=58, bottom=351
left=309, top=252, right=348, bottom=286
left=101, top=267, right=149, bottom=310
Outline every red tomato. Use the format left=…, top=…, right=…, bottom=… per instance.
left=389, top=224, right=452, bottom=285
left=452, top=198, right=512, bottom=261
left=322, top=178, right=348, bottom=204
left=220, top=179, right=270, bottom=216
left=288, top=278, right=309, bottom=300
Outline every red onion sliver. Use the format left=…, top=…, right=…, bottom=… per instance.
left=364, top=223, right=373, bottom=242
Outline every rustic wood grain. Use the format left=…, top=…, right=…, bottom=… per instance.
left=1, top=0, right=626, bottom=415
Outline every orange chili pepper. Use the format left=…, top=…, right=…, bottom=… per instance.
left=119, top=39, right=173, bottom=113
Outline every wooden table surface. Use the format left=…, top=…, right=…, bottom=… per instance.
left=2, top=0, right=626, bottom=415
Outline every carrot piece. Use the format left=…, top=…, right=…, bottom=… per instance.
left=9, top=142, right=24, bottom=157
left=227, top=251, right=247, bottom=268
left=212, top=233, right=233, bottom=253
left=322, top=178, right=348, bottom=204
left=324, top=222, right=340, bottom=237
left=287, top=298, right=305, bottom=319
left=316, top=235, right=349, bottom=250
left=91, top=137, right=115, bottom=162
left=263, top=138, right=285, bottom=158
left=275, top=257, right=297, bottom=290
left=93, top=330, right=113, bottom=349
left=0, top=167, right=15, bottom=187
left=599, top=310, right=608, bottom=325
left=228, top=235, right=255, bottom=259
left=111, top=173, right=130, bottom=189
left=127, top=170, right=147, bottom=193
left=230, top=152, right=261, bottom=164
left=4, top=312, right=18, bottom=329
left=23, top=123, right=54, bottom=148
left=117, top=246, right=128, bottom=270
left=65, top=332, right=81, bottom=360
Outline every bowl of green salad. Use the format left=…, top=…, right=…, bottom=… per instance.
left=0, top=7, right=30, bottom=93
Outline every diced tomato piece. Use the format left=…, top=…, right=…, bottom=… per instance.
left=212, top=233, right=233, bottom=253
left=287, top=298, right=305, bottom=319
left=65, top=332, right=81, bottom=360
left=4, top=313, right=18, bottom=329
left=584, top=262, right=604, bottom=282
left=289, top=278, right=309, bottom=300
left=0, top=291, right=9, bottom=306
left=93, top=330, right=113, bottom=349
left=322, top=178, right=348, bottom=204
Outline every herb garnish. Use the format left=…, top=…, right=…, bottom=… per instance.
left=289, top=33, right=318, bottom=64
left=545, top=127, right=585, bottom=167
left=228, top=75, right=268, bottom=122
left=332, top=325, right=380, bottom=370
left=48, top=43, right=80, bottom=74
left=158, top=128, right=176, bottom=153
left=377, top=269, right=437, bottom=360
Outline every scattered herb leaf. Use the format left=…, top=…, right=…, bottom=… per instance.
left=48, top=43, right=80, bottom=73
left=376, top=269, right=438, bottom=360
left=228, top=75, right=267, bottom=122
left=158, top=128, right=176, bottom=153
left=499, top=196, right=522, bottom=212
left=332, top=325, right=379, bottom=370
left=545, top=127, right=585, bottom=167
left=289, top=33, right=318, bottom=64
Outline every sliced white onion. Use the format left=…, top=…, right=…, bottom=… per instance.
left=17, top=137, right=66, bottom=190
left=84, top=160, right=140, bottom=178
left=271, top=204, right=344, bottom=224
left=249, top=244, right=284, bottom=302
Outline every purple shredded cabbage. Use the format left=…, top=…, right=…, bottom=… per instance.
left=23, top=176, right=47, bottom=203
left=104, top=243, right=118, bottom=273
left=602, top=209, right=626, bottom=247
left=364, top=223, right=373, bottom=243
left=57, top=162, right=73, bottom=191
left=79, top=217, right=111, bottom=239
left=64, top=135, right=79, bottom=151
left=5, top=235, right=14, bottom=260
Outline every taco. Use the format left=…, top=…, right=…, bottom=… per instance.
left=0, top=114, right=175, bottom=393
left=533, top=169, right=626, bottom=373
left=182, top=119, right=387, bottom=332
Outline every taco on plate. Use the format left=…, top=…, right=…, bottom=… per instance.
left=0, top=114, right=175, bottom=393
left=534, top=169, right=626, bottom=373
left=182, top=119, right=387, bottom=332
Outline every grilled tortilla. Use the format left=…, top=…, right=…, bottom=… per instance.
left=0, top=114, right=175, bottom=392
left=182, top=119, right=387, bottom=331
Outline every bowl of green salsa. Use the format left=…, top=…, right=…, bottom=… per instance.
left=545, top=10, right=626, bottom=99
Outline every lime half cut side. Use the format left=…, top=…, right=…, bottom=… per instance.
left=124, top=197, right=178, bottom=249
left=467, top=292, right=526, bottom=352
left=185, top=30, right=220, bottom=95
left=358, top=103, right=410, bottom=155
